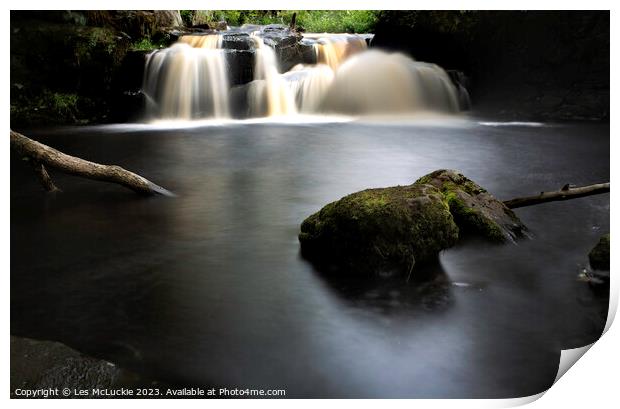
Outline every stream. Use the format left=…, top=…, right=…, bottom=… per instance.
left=10, top=117, right=609, bottom=398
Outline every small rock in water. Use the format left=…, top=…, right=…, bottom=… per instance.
left=588, top=234, right=610, bottom=271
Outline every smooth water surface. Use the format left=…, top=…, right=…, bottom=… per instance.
left=11, top=118, right=610, bottom=398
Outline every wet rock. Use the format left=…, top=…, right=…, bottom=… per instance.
left=221, top=32, right=253, bottom=51
left=446, top=70, right=471, bottom=110
left=228, top=83, right=252, bottom=118
left=255, top=24, right=305, bottom=72
left=299, top=38, right=319, bottom=64
left=589, top=234, right=610, bottom=270
left=299, top=183, right=460, bottom=277
left=224, top=49, right=255, bottom=86
left=299, top=169, right=528, bottom=277
left=10, top=336, right=121, bottom=395
left=415, top=169, right=527, bottom=242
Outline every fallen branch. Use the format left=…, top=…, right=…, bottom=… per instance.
left=503, top=182, right=609, bottom=209
left=10, top=130, right=173, bottom=196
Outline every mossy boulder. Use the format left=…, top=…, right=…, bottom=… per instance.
left=299, top=169, right=527, bottom=277
left=300, top=183, right=459, bottom=276
left=589, top=234, right=610, bottom=270
left=415, top=169, right=526, bottom=242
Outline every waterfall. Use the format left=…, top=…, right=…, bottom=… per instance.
left=141, top=27, right=463, bottom=121
left=320, top=50, right=461, bottom=115
left=306, top=33, right=368, bottom=70
left=248, top=34, right=297, bottom=117
left=142, top=34, right=230, bottom=120
left=178, top=34, right=223, bottom=49
left=282, top=64, right=335, bottom=113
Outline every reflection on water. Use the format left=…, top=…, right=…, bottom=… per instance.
left=10, top=120, right=609, bottom=398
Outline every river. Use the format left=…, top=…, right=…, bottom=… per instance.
left=10, top=116, right=609, bottom=398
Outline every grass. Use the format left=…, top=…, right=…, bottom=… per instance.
left=130, top=37, right=163, bottom=51
left=180, top=10, right=379, bottom=33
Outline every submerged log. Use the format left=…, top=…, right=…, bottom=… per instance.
left=503, top=183, right=609, bottom=209
left=10, top=130, right=173, bottom=196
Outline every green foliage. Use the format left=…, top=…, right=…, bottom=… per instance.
left=130, top=37, right=164, bottom=51
left=294, top=10, right=379, bottom=33
left=11, top=90, right=82, bottom=125
left=183, top=10, right=379, bottom=33
left=74, top=27, right=120, bottom=63
left=48, top=92, right=79, bottom=118
left=180, top=10, right=194, bottom=26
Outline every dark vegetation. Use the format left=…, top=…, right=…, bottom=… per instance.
left=373, top=11, right=610, bottom=120
left=10, top=10, right=609, bottom=126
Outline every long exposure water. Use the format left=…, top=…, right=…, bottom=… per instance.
left=10, top=117, right=609, bottom=398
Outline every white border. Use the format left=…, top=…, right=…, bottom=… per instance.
left=3, top=1, right=617, bottom=407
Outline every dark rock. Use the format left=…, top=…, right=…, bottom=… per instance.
left=589, top=234, right=610, bottom=270
left=299, top=169, right=527, bottom=277
left=10, top=336, right=121, bottom=395
left=299, top=38, right=318, bottom=64
left=224, top=49, right=255, bottom=86
left=255, top=24, right=305, bottom=72
left=221, top=32, right=253, bottom=51
left=446, top=70, right=471, bottom=110
left=415, top=170, right=527, bottom=242
left=228, top=83, right=252, bottom=118
left=10, top=336, right=163, bottom=397
left=299, top=183, right=460, bottom=277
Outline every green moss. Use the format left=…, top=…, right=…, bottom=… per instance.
left=589, top=234, right=610, bottom=270
left=299, top=170, right=528, bottom=278
left=299, top=184, right=459, bottom=276
left=444, top=192, right=506, bottom=242
left=414, top=169, right=523, bottom=242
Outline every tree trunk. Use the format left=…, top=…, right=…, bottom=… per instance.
left=503, top=183, right=609, bottom=209
left=10, top=130, right=173, bottom=196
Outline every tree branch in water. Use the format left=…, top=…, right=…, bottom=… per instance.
left=503, top=183, right=609, bottom=209
left=10, top=130, right=174, bottom=196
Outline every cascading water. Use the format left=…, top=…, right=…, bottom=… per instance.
left=321, top=50, right=461, bottom=114
left=248, top=34, right=298, bottom=117
left=142, top=34, right=230, bottom=120
left=141, top=27, right=464, bottom=121
left=306, top=33, right=368, bottom=70
left=178, top=34, right=224, bottom=49
left=282, top=64, right=335, bottom=113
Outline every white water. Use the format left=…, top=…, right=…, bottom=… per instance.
left=142, top=35, right=230, bottom=119
left=321, top=51, right=461, bottom=115
left=306, top=33, right=368, bottom=70
left=248, top=34, right=298, bottom=117
left=142, top=30, right=462, bottom=120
